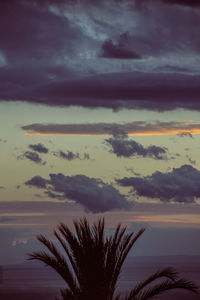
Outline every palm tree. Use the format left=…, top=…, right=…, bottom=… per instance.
left=28, top=218, right=199, bottom=300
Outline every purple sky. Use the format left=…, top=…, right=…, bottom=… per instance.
left=0, top=0, right=200, bottom=265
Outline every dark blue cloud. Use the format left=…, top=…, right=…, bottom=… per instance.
left=177, top=132, right=193, bottom=138
left=0, top=0, right=200, bottom=111
left=18, top=151, right=46, bottom=165
left=53, top=150, right=80, bottom=161
left=101, top=32, right=141, bottom=59
left=53, top=150, right=90, bottom=161
left=29, top=143, right=48, bottom=153
left=163, top=0, right=200, bottom=7
left=2, top=72, right=200, bottom=111
left=25, top=176, right=48, bottom=188
left=25, top=173, right=131, bottom=213
left=117, top=165, right=200, bottom=203
left=105, top=135, right=167, bottom=160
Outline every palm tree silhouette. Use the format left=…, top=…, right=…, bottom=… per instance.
left=28, top=218, right=199, bottom=300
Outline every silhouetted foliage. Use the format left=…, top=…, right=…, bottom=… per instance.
left=29, top=218, right=199, bottom=300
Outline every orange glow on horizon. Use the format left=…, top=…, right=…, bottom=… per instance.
left=24, top=128, right=200, bottom=136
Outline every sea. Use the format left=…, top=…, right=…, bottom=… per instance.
left=0, top=256, right=199, bottom=300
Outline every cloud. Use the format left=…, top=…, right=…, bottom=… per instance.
left=0, top=0, right=83, bottom=96
left=186, top=155, right=196, bottom=165
left=0, top=138, right=7, bottom=143
left=53, top=150, right=90, bottom=161
left=101, top=32, right=141, bottom=59
left=18, top=151, right=46, bottom=165
left=0, top=227, right=39, bottom=264
left=28, top=143, right=49, bottom=153
left=105, top=134, right=168, bottom=160
left=2, top=72, right=200, bottom=111
left=53, top=150, right=80, bottom=161
left=177, top=132, right=193, bottom=138
left=21, top=120, right=200, bottom=136
left=162, top=0, right=200, bottom=7
left=25, top=176, right=48, bottom=188
left=117, top=164, right=200, bottom=203
left=25, top=173, right=131, bottom=213
left=1, top=0, right=200, bottom=111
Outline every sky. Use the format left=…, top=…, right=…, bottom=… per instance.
left=0, top=0, right=200, bottom=265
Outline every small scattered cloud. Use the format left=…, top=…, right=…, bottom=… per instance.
left=105, top=134, right=168, bottom=160
left=177, top=132, right=193, bottom=138
left=0, top=138, right=7, bottom=143
left=25, top=176, right=48, bottom=188
left=18, top=151, right=46, bottom=165
left=53, top=150, right=80, bottom=161
left=28, top=143, right=48, bottom=153
left=25, top=173, right=131, bottom=213
left=83, top=153, right=90, bottom=160
left=53, top=150, right=91, bottom=161
left=186, top=155, right=196, bottom=165
left=117, top=164, right=200, bottom=203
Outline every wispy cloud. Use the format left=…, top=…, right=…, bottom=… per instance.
left=21, top=120, right=200, bottom=136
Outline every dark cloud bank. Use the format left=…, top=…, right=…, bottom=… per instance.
left=1, top=0, right=200, bottom=111
left=163, top=0, right=200, bottom=7
left=25, top=174, right=131, bottom=213
left=117, top=165, right=200, bottom=204
left=3, top=72, right=200, bottom=111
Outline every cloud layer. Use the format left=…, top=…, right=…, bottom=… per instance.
left=117, top=165, right=200, bottom=203
left=25, top=173, right=131, bottom=213
left=3, top=72, right=200, bottom=111
left=21, top=121, right=200, bottom=136
left=0, top=0, right=200, bottom=110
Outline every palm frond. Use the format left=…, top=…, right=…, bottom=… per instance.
left=110, top=228, right=145, bottom=296
left=28, top=235, right=77, bottom=293
left=28, top=217, right=199, bottom=300
left=124, top=267, right=178, bottom=300
left=133, top=278, right=199, bottom=300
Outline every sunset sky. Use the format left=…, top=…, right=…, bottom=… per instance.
left=0, top=0, right=200, bottom=264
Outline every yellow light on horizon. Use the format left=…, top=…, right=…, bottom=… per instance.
left=24, top=128, right=200, bottom=137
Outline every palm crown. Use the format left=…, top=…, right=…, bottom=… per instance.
left=29, top=217, right=199, bottom=300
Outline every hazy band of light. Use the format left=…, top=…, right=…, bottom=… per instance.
left=129, top=214, right=200, bottom=224
left=0, top=212, right=47, bottom=217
